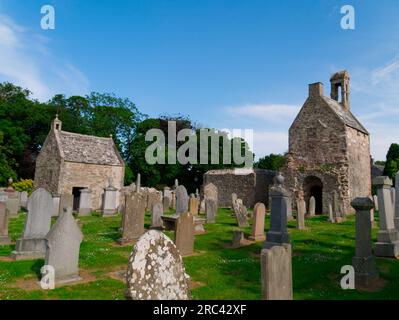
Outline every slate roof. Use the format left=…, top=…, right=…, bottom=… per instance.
left=322, top=96, right=368, bottom=135
left=55, top=130, right=123, bottom=166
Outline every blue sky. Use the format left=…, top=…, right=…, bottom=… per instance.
left=0, top=0, right=399, bottom=160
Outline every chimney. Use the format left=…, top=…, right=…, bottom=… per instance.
left=330, top=70, right=350, bottom=110
left=309, top=82, right=324, bottom=97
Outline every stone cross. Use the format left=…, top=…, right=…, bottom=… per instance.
left=0, top=201, right=11, bottom=244
left=261, top=244, right=293, bottom=300
left=175, top=185, right=189, bottom=215
left=205, top=198, right=217, bottom=224
left=249, top=203, right=266, bottom=241
left=296, top=199, right=306, bottom=230
left=264, top=173, right=290, bottom=249
left=125, top=230, right=191, bottom=300
left=119, top=192, right=146, bottom=244
left=12, top=188, right=53, bottom=260
left=151, top=202, right=164, bottom=230
left=308, top=196, right=316, bottom=217
left=351, top=197, right=379, bottom=288
left=78, top=188, right=92, bottom=216
left=44, top=208, right=84, bottom=284
left=373, top=176, right=399, bottom=257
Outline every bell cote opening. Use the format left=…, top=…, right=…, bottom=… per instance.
left=330, top=70, right=350, bottom=110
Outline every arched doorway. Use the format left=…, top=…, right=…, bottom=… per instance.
left=303, top=176, right=323, bottom=214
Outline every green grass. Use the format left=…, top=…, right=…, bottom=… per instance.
left=0, top=208, right=398, bottom=300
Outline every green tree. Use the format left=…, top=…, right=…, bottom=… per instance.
left=384, top=143, right=399, bottom=180
left=255, top=153, right=285, bottom=171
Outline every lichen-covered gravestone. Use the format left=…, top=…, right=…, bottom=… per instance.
left=44, top=208, right=84, bottom=284
left=12, top=188, right=53, bottom=260
left=125, top=230, right=191, bottom=300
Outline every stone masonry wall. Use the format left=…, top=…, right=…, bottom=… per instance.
left=58, top=162, right=124, bottom=210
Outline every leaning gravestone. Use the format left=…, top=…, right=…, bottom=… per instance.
left=44, top=208, right=84, bottom=284
left=175, top=185, right=189, bottom=215
left=151, top=202, right=164, bottom=230
left=235, top=203, right=249, bottom=227
left=125, top=230, right=191, bottom=300
left=249, top=203, right=266, bottom=241
left=0, top=201, right=11, bottom=244
left=119, top=192, right=146, bottom=244
left=205, top=198, right=217, bottom=224
left=12, top=188, right=53, bottom=260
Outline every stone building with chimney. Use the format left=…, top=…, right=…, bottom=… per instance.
left=34, top=116, right=125, bottom=211
left=283, top=71, right=371, bottom=216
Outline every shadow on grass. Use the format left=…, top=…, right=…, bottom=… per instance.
left=31, top=259, right=44, bottom=280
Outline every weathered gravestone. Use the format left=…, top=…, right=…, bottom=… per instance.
left=230, top=230, right=248, bottom=248
left=264, top=173, right=290, bottom=249
left=204, top=183, right=218, bottom=208
left=351, top=197, right=379, bottom=289
left=205, top=198, right=217, bottom=224
left=78, top=188, right=92, bottom=216
left=332, top=190, right=345, bottom=222
left=308, top=196, right=316, bottom=217
left=44, top=208, right=84, bottom=284
left=391, top=187, right=396, bottom=209
left=125, top=230, right=191, bottom=300
left=231, top=193, right=238, bottom=209
left=0, top=201, right=11, bottom=244
left=261, top=244, right=293, bottom=300
left=296, top=199, right=306, bottom=230
left=373, top=176, right=399, bottom=257
left=328, top=202, right=334, bottom=223
left=52, top=194, right=60, bottom=217
left=6, top=192, right=19, bottom=217
left=189, top=194, right=199, bottom=215
left=163, top=196, right=170, bottom=212
left=175, top=185, right=189, bottom=215
left=147, top=189, right=162, bottom=212
left=151, top=202, right=163, bottom=230
left=171, top=191, right=176, bottom=210
left=199, top=199, right=205, bottom=214
left=102, top=178, right=118, bottom=216
left=194, top=216, right=206, bottom=235
left=20, top=191, right=28, bottom=209
left=12, top=188, right=53, bottom=260
left=59, top=194, right=73, bottom=215
left=373, top=194, right=379, bottom=211
left=161, top=212, right=195, bottom=256
left=119, top=192, right=146, bottom=244
left=235, top=202, right=249, bottom=227
left=249, top=203, right=266, bottom=241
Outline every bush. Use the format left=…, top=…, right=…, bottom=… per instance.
left=12, top=179, right=34, bottom=195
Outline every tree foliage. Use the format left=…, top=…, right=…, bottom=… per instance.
left=254, top=153, right=285, bottom=171
left=384, top=143, right=399, bottom=180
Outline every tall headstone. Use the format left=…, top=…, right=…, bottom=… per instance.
left=296, top=199, right=306, bottom=230
left=59, top=194, right=73, bottom=215
left=0, top=201, right=11, bottom=244
left=395, top=171, right=399, bottom=231
left=189, top=194, right=199, bottom=215
left=44, top=208, right=84, bottom=284
left=52, top=194, right=60, bottom=217
left=205, top=198, right=217, bottom=224
left=175, top=211, right=194, bottom=256
left=308, top=196, right=316, bottom=217
left=264, top=173, right=290, bottom=249
left=119, top=192, right=146, bottom=244
left=12, top=188, right=53, bottom=260
left=175, top=185, right=189, bottom=215
left=373, top=176, right=399, bottom=257
left=151, top=202, right=164, bottom=230
left=19, top=191, right=28, bottom=209
left=261, top=244, right=293, bottom=300
left=102, top=177, right=118, bottom=216
left=204, top=183, right=218, bottom=208
left=125, top=230, right=191, bottom=300
left=249, top=203, right=266, bottom=241
left=78, top=188, right=92, bottom=216
left=351, top=197, right=379, bottom=288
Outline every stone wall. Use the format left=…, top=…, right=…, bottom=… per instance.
left=59, top=162, right=124, bottom=210
left=34, top=130, right=62, bottom=195
left=203, top=168, right=275, bottom=208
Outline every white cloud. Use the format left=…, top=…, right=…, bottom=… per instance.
left=0, top=15, right=89, bottom=101
left=252, top=131, right=288, bottom=159
left=226, top=103, right=300, bottom=123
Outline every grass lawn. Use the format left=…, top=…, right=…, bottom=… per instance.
left=0, top=208, right=398, bottom=300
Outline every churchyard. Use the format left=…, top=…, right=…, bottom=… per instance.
left=1, top=197, right=399, bottom=300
